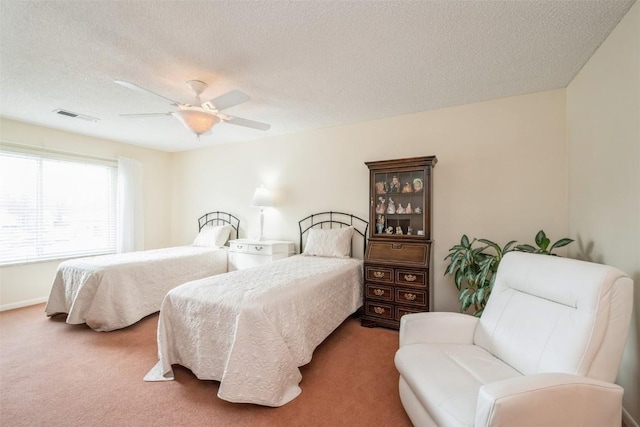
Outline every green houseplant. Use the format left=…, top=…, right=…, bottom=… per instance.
left=444, top=230, right=573, bottom=317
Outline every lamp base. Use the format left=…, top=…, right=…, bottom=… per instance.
left=258, top=209, right=266, bottom=241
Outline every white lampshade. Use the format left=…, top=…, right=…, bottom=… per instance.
left=250, top=186, right=273, bottom=207
left=172, top=110, right=220, bottom=136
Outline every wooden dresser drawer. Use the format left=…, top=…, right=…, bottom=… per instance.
left=396, top=269, right=426, bottom=287
left=395, top=288, right=427, bottom=307
left=365, top=266, right=393, bottom=283
left=366, top=241, right=429, bottom=267
left=364, top=301, right=394, bottom=320
left=365, top=284, right=393, bottom=301
left=396, top=306, right=425, bottom=321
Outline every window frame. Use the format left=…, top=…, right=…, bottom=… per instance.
left=0, top=144, right=118, bottom=267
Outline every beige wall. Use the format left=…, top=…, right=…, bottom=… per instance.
left=0, top=118, right=173, bottom=309
left=171, top=89, right=569, bottom=313
left=567, top=2, right=640, bottom=424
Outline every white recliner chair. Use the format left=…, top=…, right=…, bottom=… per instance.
left=395, top=252, right=633, bottom=427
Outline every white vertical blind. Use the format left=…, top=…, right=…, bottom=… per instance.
left=0, top=149, right=117, bottom=265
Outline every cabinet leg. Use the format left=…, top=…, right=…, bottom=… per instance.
left=360, top=318, right=377, bottom=328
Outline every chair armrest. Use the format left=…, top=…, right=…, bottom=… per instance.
left=475, top=373, right=623, bottom=427
left=399, top=312, right=479, bottom=347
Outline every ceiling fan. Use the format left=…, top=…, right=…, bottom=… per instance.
left=114, top=79, right=271, bottom=137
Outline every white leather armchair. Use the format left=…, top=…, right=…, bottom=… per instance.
left=395, top=252, right=633, bottom=427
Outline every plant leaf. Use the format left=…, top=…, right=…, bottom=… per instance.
left=549, top=237, right=574, bottom=251
left=539, top=236, right=550, bottom=252
left=502, top=240, right=518, bottom=253
left=478, top=239, right=500, bottom=254
left=454, top=269, right=463, bottom=291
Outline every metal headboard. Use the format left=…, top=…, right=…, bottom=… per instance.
left=298, top=211, right=369, bottom=257
left=197, top=211, right=240, bottom=240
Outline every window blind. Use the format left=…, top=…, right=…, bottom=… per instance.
left=0, top=149, right=117, bottom=266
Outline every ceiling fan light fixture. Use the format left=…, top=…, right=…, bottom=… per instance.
left=172, top=110, right=220, bottom=136
left=115, top=79, right=270, bottom=136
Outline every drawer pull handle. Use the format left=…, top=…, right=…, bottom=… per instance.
left=373, top=288, right=385, bottom=296
left=404, top=274, right=417, bottom=282
left=404, top=293, right=417, bottom=301
left=255, top=246, right=263, bottom=251
left=373, top=271, right=385, bottom=279
left=392, top=244, right=402, bottom=249
left=373, top=306, right=385, bottom=315
left=237, top=245, right=243, bottom=249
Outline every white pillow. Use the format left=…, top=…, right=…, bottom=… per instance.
left=193, top=224, right=232, bottom=248
left=303, top=226, right=354, bottom=258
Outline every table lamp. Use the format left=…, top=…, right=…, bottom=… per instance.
left=250, top=185, right=273, bottom=241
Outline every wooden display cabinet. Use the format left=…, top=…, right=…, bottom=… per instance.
left=361, top=156, right=437, bottom=329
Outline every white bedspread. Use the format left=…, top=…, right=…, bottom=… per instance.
left=45, top=246, right=228, bottom=331
left=145, top=255, right=363, bottom=406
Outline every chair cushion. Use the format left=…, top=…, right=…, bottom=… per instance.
left=474, top=252, right=632, bottom=382
left=395, top=343, right=521, bottom=426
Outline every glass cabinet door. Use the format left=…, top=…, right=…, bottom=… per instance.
left=372, top=169, right=427, bottom=238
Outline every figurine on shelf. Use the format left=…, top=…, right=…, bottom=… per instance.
left=376, top=215, right=385, bottom=234
left=389, top=176, right=401, bottom=193
left=386, top=197, right=396, bottom=214
left=402, top=182, right=412, bottom=193
left=385, top=226, right=394, bottom=234
left=395, top=226, right=403, bottom=235
left=405, top=203, right=413, bottom=214
left=375, top=181, right=387, bottom=194
left=375, top=197, right=386, bottom=214
left=413, top=178, right=423, bottom=193
left=396, top=203, right=405, bottom=214
left=414, top=206, right=422, bottom=214
left=407, top=226, right=413, bottom=235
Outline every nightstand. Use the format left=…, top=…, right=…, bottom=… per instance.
left=228, top=239, right=295, bottom=271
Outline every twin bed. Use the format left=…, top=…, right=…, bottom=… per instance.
left=46, top=210, right=368, bottom=407
left=145, top=212, right=369, bottom=407
left=45, top=211, right=239, bottom=331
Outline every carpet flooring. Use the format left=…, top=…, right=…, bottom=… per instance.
left=0, top=304, right=412, bottom=426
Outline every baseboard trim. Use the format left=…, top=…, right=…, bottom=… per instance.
left=0, top=297, right=47, bottom=312
left=624, top=406, right=639, bottom=427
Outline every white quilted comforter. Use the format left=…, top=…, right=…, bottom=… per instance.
left=45, top=246, right=228, bottom=331
left=145, top=255, right=363, bottom=406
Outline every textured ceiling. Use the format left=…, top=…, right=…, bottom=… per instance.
left=0, top=1, right=634, bottom=152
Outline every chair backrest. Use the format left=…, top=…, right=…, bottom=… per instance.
left=473, top=252, right=633, bottom=382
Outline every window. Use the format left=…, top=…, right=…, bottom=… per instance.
left=0, top=147, right=117, bottom=266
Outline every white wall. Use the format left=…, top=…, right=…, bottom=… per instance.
left=171, top=89, right=569, bottom=313
left=0, top=119, right=173, bottom=309
left=567, top=2, right=640, bottom=424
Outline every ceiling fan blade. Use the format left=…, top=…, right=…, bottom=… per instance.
left=203, top=90, right=250, bottom=111
left=119, top=113, right=172, bottom=118
left=224, top=115, right=271, bottom=131
left=114, top=80, right=180, bottom=105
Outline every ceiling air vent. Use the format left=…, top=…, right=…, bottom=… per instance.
left=53, top=109, right=99, bottom=122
